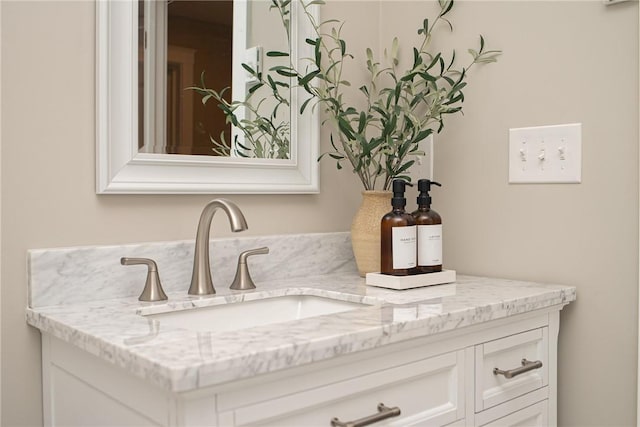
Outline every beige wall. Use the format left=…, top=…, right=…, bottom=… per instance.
left=380, top=1, right=639, bottom=425
left=445, top=3, right=638, bottom=425
left=1, top=0, right=638, bottom=425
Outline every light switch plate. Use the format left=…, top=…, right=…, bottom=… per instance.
left=244, top=46, right=263, bottom=84
left=508, top=123, right=582, bottom=184
left=407, top=134, right=434, bottom=183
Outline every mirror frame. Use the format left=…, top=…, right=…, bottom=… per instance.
left=96, top=0, right=319, bottom=194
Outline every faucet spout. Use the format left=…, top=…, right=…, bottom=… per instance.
left=188, top=199, right=248, bottom=296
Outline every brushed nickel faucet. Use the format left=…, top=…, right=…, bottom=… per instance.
left=188, top=199, right=248, bottom=296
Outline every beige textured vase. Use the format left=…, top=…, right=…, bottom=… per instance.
left=351, top=190, right=392, bottom=277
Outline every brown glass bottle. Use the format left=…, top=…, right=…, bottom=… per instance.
left=380, top=179, right=416, bottom=276
left=412, top=179, right=442, bottom=274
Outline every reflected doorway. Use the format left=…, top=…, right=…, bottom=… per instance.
left=138, top=0, right=233, bottom=155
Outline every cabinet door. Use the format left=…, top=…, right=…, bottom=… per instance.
left=475, top=328, right=548, bottom=411
left=42, top=335, right=169, bottom=427
left=479, top=401, right=548, bottom=427
left=222, top=350, right=465, bottom=427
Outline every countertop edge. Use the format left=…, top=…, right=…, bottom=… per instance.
left=26, top=280, right=576, bottom=393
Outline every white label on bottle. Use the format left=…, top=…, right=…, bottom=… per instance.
left=417, top=224, right=442, bottom=266
left=392, top=226, right=417, bottom=269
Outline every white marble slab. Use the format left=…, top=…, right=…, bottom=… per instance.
left=26, top=232, right=576, bottom=393
left=28, top=232, right=356, bottom=308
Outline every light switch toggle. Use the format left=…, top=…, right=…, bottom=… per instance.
left=537, top=149, right=546, bottom=161
left=558, top=146, right=566, bottom=160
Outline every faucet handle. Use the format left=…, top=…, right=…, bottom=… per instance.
left=121, top=257, right=168, bottom=302
left=229, top=247, right=269, bottom=290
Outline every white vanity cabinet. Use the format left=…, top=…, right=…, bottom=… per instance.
left=40, top=307, right=563, bottom=427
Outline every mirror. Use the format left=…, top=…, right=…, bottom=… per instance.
left=97, top=0, right=319, bottom=194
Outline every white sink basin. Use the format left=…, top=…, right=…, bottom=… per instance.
left=143, top=294, right=372, bottom=333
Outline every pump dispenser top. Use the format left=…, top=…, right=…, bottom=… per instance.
left=416, top=179, right=441, bottom=207
left=391, top=179, right=412, bottom=208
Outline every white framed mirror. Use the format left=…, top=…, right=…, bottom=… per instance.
left=96, top=0, right=319, bottom=194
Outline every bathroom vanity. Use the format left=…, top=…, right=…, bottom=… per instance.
left=26, top=232, right=575, bottom=426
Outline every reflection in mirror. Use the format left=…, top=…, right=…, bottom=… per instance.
left=138, top=0, right=291, bottom=159
left=138, top=0, right=233, bottom=156
left=96, top=0, right=318, bottom=194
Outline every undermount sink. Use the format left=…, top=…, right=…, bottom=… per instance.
left=142, top=294, right=373, bottom=333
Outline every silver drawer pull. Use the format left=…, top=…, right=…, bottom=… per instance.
left=331, top=403, right=401, bottom=427
left=494, top=358, right=543, bottom=379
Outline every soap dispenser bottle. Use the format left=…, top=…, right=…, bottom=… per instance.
left=412, top=179, right=442, bottom=273
left=381, top=179, right=417, bottom=276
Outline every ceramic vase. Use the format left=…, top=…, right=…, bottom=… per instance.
left=350, top=190, right=392, bottom=277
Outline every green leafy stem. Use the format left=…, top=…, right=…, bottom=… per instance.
left=292, top=0, right=501, bottom=190
left=188, top=0, right=500, bottom=183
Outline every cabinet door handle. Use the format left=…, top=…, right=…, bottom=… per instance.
left=493, top=358, right=543, bottom=379
left=331, top=403, right=401, bottom=427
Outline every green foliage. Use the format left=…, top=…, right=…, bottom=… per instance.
left=188, top=70, right=291, bottom=159
left=189, top=0, right=500, bottom=180
left=187, top=0, right=294, bottom=159
left=294, top=0, right=500, bottom=190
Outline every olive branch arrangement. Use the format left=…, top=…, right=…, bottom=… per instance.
left=191, top=0, right=500, bottom=186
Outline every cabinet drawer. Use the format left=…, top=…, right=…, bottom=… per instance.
left=475, top=328, right=548, bottom=411
left=479, top=400, right=548, bottom=427
left=222, top=350, right=465, bottom=426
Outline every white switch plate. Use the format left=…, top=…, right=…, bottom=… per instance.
left=244, top=46, right=263, bottom=84
left=508, top=123, right=582, bottom=184
left=407, top=134, right=434, bottom=183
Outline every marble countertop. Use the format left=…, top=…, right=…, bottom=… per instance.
left=26, top=272, right=576, bottom=393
